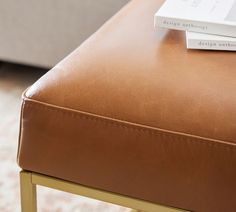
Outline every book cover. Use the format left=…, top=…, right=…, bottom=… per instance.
left=155, top=0, right=236, bottom=37
left=186, top=31, right=236, bottom=51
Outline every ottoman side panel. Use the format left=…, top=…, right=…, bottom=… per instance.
left=18, top=99, right=236, bottom=212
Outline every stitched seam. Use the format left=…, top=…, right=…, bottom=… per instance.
left=22, top=100, right=236, bottom=151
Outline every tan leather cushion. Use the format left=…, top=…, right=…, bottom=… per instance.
left=18, top=0, right=236, bottom=211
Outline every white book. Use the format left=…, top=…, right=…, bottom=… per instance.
left=186, top=31, right=236, bottom=51
left=155, top=0, right=236, bottom=37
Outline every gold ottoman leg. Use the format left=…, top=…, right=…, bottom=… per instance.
left=20, top=171, right=37, bottom=212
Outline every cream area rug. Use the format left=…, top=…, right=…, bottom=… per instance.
left=0, top=62, right=130, bottom=212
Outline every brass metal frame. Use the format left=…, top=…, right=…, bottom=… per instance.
left=20, top=171, right=187, bottom=212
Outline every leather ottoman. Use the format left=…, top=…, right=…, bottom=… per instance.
left=18, top=0, right=236, bottom=211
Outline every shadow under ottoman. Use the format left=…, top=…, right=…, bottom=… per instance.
left=17, top=0, right=236, bottom=211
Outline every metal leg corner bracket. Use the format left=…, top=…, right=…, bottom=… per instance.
left=20, top=170, right=187, bottom=212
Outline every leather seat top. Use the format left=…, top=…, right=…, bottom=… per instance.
left=19, top=1, right=236, bottom=211
left=26, top=0, right=236, bottom=144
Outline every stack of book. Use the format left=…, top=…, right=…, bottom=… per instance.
left=154, top=0, right=236, bottom=51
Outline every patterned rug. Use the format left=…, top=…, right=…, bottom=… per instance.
left=0, top=62, right=130, bottom=212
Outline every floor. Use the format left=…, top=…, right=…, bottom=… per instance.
left=0, top=62, right=130, bottom=212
